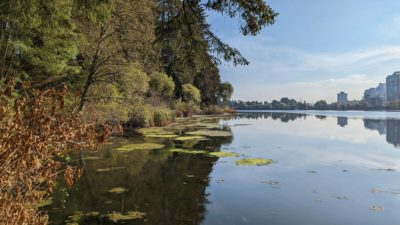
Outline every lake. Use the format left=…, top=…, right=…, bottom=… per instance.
left=48, top=111, right=400, bottom=225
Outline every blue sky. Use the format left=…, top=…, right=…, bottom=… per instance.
left=208, top=0, right=400, bottom=102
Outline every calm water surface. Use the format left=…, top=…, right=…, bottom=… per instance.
left=49, top=111, right=400, bottom=225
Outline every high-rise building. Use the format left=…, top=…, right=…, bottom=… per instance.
left=337, top=91, right=348, bottom=105
left=386, top=72, right=400, bottom=103
left=363, top=83, right=386, bottom=106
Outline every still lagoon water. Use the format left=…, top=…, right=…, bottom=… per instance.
left=49, top=111, right=400, bottom=225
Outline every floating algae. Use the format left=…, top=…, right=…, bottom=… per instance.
left=208, top=151, right=239, bottom=157
left=83, top=156, right=102, bottom=161
left=106, top=211, right=146, bottom=222
left=169, top=148, right=207, bottom=154
left=114, top=143, right=165, bottom=151
left=108, top=187, right=128, bottom=194
left=144, top=134, right=178, bottom=138
left=235, top=158, right=273, bottom=166
left=65, top=211, right=84, bottom=225
left=185, top=130, right=232, bottom=137
left=175, top=136, right=208, bottom=141
left=369, top=205, right=384, bottom=212
left=96, top=167, right=126, bottom=173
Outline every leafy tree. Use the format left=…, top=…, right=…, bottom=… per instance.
left=149, top=72, right=175, bottom=98
left=218, top=82, right=234, bottom=106
left=182, top=83, right=201, bottom=103
left=157, top=0, right=277, bottom=98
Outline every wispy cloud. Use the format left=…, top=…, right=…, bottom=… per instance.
left=220, top=38, right=400, bottom=102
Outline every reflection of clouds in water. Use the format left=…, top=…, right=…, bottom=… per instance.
left=230, top=113, right=400, bottom=171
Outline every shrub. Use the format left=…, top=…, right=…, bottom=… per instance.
left=182, top=83, right=201, bottom=103
left=201, top=105, right=224, bottom=115
left=174, top=100, right=200, bottom=117
left=126, top=104, right=154, bottom=128
left=126, top=105, right=175, bottom=128
left=0, top=80, right=107, bottom=225
left=149, top=72, right=175, bottom=98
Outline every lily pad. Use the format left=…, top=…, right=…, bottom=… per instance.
left=175, top=136, right=208, bottom=141
left=169, top=148, right=207, bottom=154
left=108, top=187, right=128, bottom=194
left=114, top=143, right=165, bottom=151
left=208, top=152, right=239, bottom=157
left=96, top=167, right=126, bottom=173
left=235, top=158, right=273, bottom=166
left=186, top=130, right=232, bottom=137
left=136, top=127, right=170, bottom=134
left=106, top=211, right=146, bottom=222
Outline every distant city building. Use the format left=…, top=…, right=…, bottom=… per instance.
left=337, top=91, right=348, bottom=105
left=386, top=72, right=400, bottom=103
left=363, top=83, right=386, bottom=106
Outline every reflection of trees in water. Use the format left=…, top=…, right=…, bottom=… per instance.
left=234, top=112, right=307, bottom=122
left=49, top=136, right=233, bottom=224
left=314, top=115, right=327, bottom=120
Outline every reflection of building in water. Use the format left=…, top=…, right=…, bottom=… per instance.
left=363, top=119, right=400, bottom=147
left=364, top=119, right=387, bottom=135
left=337, top=117, right=348, bottom=127
left=386, top=120, right=400, bottom=147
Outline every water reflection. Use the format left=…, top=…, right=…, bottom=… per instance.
left=48, top=121, right=234, bottom=225
left=337, top=117, right=348, bottom=127
left=237, top=112, right=400, bottom=148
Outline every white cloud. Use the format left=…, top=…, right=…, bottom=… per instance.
left=233, top=74, right=377, bottom=102
left=220, top=38, right=400, bottom=102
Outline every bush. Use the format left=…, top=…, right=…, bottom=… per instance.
left=182, top=83, right=201, bottom=103
left=153, top=106, right=175, bottom=126
left=149, top=72, right=175, bottom=98
left=201, top=105, right=224, bottom=115
left=126, top=105, right=175, bottom=128
left=0, top=80, right=106, bottom=224
left=175, top=100, right=200, bottom=117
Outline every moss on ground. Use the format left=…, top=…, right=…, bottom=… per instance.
left=235, top=158, right=273, bottom=166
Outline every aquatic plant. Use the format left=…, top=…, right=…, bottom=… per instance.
left=114, top=143, right=165, bottom=151
left=106, top=211, right=146, bottom=222
left=169, top=148, right=208, bottom=154
left=235, top=158, right=273, bottom=166
left=175, top=136, right=208, bottom=141
left=96, top=167, right=126, bottom=173
left=185, top=130, right=232, bottom=137
left=108, top=187, right=128, bottom=194
left=144, top=134, right=179, bottom=138
left=208, top=152, right=239, bottom=157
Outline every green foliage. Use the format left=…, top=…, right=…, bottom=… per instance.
left=149, top=72, right=175, bottom=98
left=174, top=100, right=200, bottom=117
left=218, top=82, right=234, bottom=105
left=153, top=106, right=175, bottom=126
left=182, top=84, right=201, bottom=103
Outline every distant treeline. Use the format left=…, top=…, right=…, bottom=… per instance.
left=229, top=97, right=397, bottom=110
